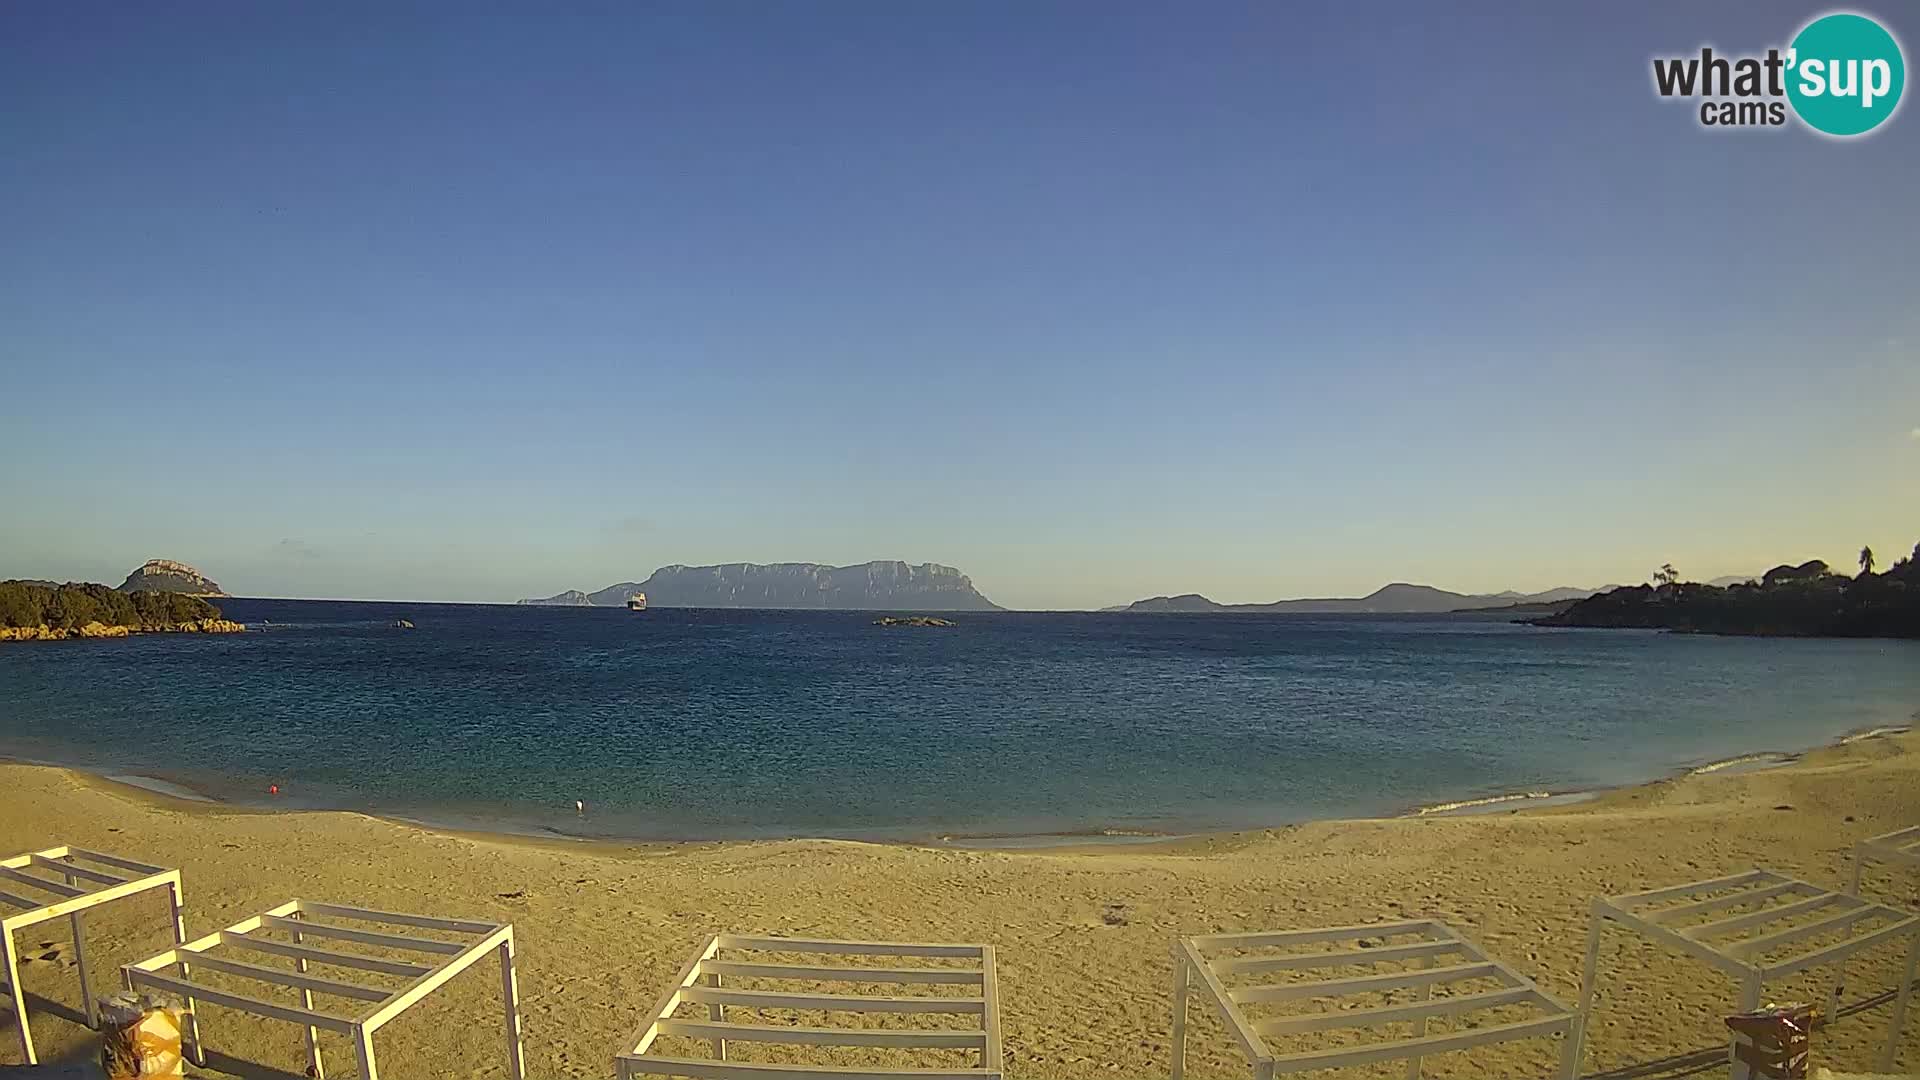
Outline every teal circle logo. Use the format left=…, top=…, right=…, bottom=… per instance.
left=1787, top=13, right=1905, bottom=136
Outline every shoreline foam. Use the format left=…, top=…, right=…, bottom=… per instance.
left=104, top=773, right=217, bottom=803
left=1842, top=724, right=1912, bottom=744
left=1684, top=751, right=1799, bottom=776
left=1412, top=790, right=1565, bottom=817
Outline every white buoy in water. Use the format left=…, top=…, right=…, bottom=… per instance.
left=575, top=799, right=585, bottom=816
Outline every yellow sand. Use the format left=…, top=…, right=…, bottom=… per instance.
left=3, top=733, right=1918, bottom=1079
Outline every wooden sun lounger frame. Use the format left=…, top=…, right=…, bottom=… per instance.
left=1572, top=869, right=1920, bottom=1078
left=122, top=898, right=525, bottom=1080
left=616, top=934, right=1004, bottom=1080
left=1850, top=824, right=1920, bottom=899
left=1172, top=919, right=1578, bottom=1080
left=0, top=845, right=185, bottom=1065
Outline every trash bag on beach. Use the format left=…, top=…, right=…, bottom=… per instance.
left=99, top=991, right=185, bottom=1078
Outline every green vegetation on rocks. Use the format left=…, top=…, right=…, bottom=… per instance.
left=0, top=580, right=236, bottom=638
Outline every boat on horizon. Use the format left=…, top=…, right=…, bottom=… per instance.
left=626, top=592, right=647, bottom=611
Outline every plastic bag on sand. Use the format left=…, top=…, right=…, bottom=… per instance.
left=99, top=991, right=185, bottom=1078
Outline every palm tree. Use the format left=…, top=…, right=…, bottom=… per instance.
left=1859, top=546, right=1875, bottom=576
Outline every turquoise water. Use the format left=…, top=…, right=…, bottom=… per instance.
left=0, top=599, right=1914, bottom=841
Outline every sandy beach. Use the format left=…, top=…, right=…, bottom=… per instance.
left=3, top=731, right=1919, bottom=1079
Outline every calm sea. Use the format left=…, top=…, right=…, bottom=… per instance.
left=1, top=599, right=1915, bottom=842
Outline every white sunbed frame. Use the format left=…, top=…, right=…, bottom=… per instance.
left=122, top=898, right=525, bottom=1080
left=1172, top=919, right=1579, bottom=1080
left=0, top=845, right=186, bottom=1065
left=1851, top=825, right=1920, bottom=899
left=616, top=933, right=1004, bottom=1080
left=1572, top=869, right=1920, bottom=1078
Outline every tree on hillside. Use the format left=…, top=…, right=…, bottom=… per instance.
left=1894, top=543, right=1919, bottom=578
left=1860, top=546, right=1876, bottom=576
left=1653, top=563, right=1678, bottom=588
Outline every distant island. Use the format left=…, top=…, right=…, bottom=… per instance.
left=1532, top=545, right=1919, bottom=638
left=520, top=561, right=1002, bottom=611
left=529, top=589, right=593, bottom=606
left=1121, top=583, right=1606, bottom=615
left=119, top=558, right=229, bottom=597
left=1451, top=598, right=1584, bottom=616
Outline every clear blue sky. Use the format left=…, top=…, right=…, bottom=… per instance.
left=3, top=2, right=1916, bottom=608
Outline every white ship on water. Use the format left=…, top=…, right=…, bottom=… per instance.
left=626, top=592, right=647, bottom=611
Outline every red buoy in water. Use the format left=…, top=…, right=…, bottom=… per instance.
left=269, top=784, right=279, bottom=796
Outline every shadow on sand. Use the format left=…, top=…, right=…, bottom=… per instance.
left=1583, top=980, right=1913, bottom=1079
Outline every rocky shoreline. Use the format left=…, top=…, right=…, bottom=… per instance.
left=0, top=618, right=245, bottom=643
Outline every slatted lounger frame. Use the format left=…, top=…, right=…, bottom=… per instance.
left=1851, top=825, right=1920, bottom=899
left=616, top=934, right=1004, bottom=1080
left=0, top=845, right=185, bottom=1065
left=1572, top=869, right=1920, bottom=1078
left=122, top=898, right=525, bottom=1080
left=1172, top=919, right=1579, bottom=1080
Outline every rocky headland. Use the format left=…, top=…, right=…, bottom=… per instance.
left=1531, top=545, right=1919, bottom=638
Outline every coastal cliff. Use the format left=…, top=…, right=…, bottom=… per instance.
left=521, top=560, right=1001, bottom=611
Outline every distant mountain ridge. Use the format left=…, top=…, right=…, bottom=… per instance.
left=1123, top=582, right=1610, bottom=614
left=521, top=561, right=1001, bottom=611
